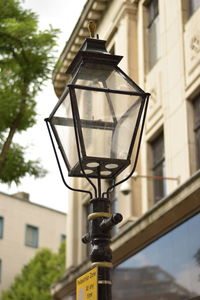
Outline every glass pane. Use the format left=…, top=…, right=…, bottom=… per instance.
left=60, top=234, right=66, bottom=242
left=195, top=128, right=200, bottom=169
left=152, top=132, right=164, bottom=166
left=82, top=127, right=113, bottom=158
left=51, top=91, right=78, bottom=170
left=26, top=225, right=38, bottom=248
left=0, top=260, right=2, bottom=282
left=153, top=163, right=165, bottom=202
left=148, top=15, right=160, bottom=69
left=151, top=132, right=166, bottom=202
left=190, top=0, right=200, bottom=15
left=112, top=213, right=200, bottom=299
left=193, top=95, right=200, bottom=169
left=111, top=95, right=142, bottom=159
left=193, top=95, right=200, bottom=127
left=148, top=0, right=159, bottom=25
left=0, top=217, right=3, bottom=238
left=74, top=63, right=142, bottom=93
left=75, top=88, right=143, bottom=160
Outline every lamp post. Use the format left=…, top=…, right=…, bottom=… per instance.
left=45, top=37, right=150, bottom=300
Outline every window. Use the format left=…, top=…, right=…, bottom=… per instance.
left=189, top=0, right=200, bottom=16
left=193, top=95, right=200, bottom=169
left=0, top=217, right=3, bottom=239
left=60, top=234, right=66, bottom=242
left=25, top=225, right=39, bottom=248
left=112, top=213, right=200, bottom=299
left=151, top=132, right=165, bottom=202
left=0, top=260, right=2, bottom=283
left=147, top=0, right=160, bottom=69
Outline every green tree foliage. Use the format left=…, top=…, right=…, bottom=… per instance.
left=2, top=242, right=66, bottom=300
left=0, top=0, right=59, bottom=184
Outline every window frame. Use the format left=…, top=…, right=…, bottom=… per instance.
left=150, top=131, right=166, bottom=203
left=146, top=0, right=160, bottom=70
left=25, top=224, right=39, bottom=248
left=193, top=94, right=200, bottom=170
left=60, top=234, right=66, bottom=242
left=112, top=212, right=200, bottom=298
left=0, top=216, right=4, bottom=239
left=0, top=259, right=2, bottom=283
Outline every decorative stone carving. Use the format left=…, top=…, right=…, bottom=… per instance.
left=184, top=10, right=200, bottom=87
left=190, top=32, right=200, bottom=60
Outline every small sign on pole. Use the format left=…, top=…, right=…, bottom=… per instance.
left=76, top=267, right=98, bottom=300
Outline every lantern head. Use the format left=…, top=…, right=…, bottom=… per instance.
left=48, top=38, right=149, bottom=179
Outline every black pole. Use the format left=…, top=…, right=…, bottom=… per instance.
left=90, top=197, right=112, bottom=299
left=82, top=196, right=122, bottom=300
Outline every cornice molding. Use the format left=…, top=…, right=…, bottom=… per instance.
left=112, top=1, right=137, bottom=29
left=102, top=1, right=138, bottom=43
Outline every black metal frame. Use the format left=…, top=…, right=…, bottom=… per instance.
left=46, top=92, right=150, bottom=199
left=45, top=119, right=93, bottom=198
left=104, top=93, right=150, bottom=198
left=49, top=83, right=148, bottom=180
left=45, top=37, right=150, bottom=300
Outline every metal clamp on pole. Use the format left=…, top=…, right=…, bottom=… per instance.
left=82, top=232, right=90, bottom=244
left=100, top=213, right=123, bottom=232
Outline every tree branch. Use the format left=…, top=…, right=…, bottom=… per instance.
left=0, top=83, right=28, bottom=170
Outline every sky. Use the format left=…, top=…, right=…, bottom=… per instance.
left=0, top=0, right=87, bottom=212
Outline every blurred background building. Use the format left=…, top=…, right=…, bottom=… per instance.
left=51, top=0, right=200, bottom=299
left=0, top=191, right=66, bottom=293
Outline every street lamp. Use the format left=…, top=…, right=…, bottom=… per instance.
left=45, top=37, right=150, bottom=300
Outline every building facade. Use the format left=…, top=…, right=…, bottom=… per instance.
left=0, top=191, right=66, bottom=294
left=51, top=0, right=200, bottom=299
